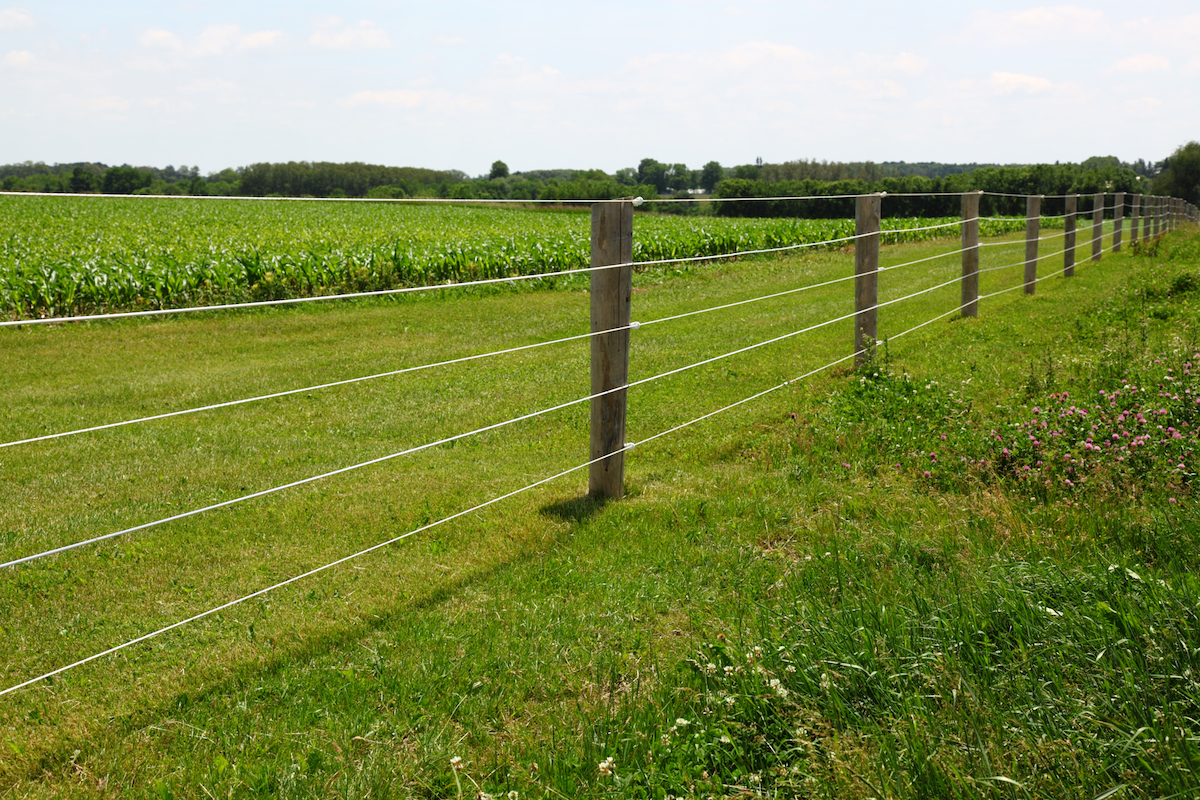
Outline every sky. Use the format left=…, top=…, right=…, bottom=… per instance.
left=1, top=1, right=1196, bottom=176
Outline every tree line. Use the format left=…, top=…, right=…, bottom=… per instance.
left=2, top=144, right=1194, bottom=215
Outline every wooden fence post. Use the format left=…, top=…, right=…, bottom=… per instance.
left=589, top=200, right=634, bottom=499
left=1113, top=192, right=1125, bottom=252
left=1130, top=194, right=1141, bottom=248
left=1091, top=192, right=1104, bottom=262
left=1153, top=196, right=1161, bottom=238
left=854, top=193, right=881, bottom=367
left=961, top=191, right=981, bottom=316
left=1024, top=194, right=1041, bottom=294
left=1143, top=195, right=1152, bottom=245
left=1064, top=194, right=1077, bottom=278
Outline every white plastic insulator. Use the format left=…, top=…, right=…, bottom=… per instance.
left=625, top=440, right=637, bottom=450
left=632, top=197, right=644, bottom=207
left=629, top=321, right=641, bottom=330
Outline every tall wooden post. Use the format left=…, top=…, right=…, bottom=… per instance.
left=1143, top=195, right=1152, bottom=245
left=1024, top=195, right=1041, bottom=294
left=1091, top=192, right=1104, bottom=262
left=854, top=193, right=881, bottom=367
left=589, top=200, right=634, bottom=499
left=1064, top=194, right=1077, bottom=278
left=1113, top=192, right=1125, bottom=252
left=1153, top=196, right=1161, bottom=238
left=1130, top=194, right=1141, bottom=248
left=961, top=191, right=980, bottom=316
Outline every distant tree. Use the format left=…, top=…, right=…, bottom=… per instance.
left=102, top=165, right=151, bottom=194
left=637, top=158, right=668, bottom=193
left=489, top=160, right=509, bottom=180
left=666, top=163, right=693, bottom=191
left=69, top=166, right=98, bottom=193
left=700, top=161, right=724, bottom=192
left=614, top=167, right=637, bottom=186
left=731, top=164, right=760, bottom=180
left=1155, top=141, right=1200, bottom=206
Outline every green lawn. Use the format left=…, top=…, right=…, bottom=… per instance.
left=1, top=218, right=1196, bottom=798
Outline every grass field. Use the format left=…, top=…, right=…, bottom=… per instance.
left=1, top=209, right=1196, bottom=798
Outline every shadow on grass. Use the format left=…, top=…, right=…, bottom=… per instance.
left=539, top=492, right=611, bottom=524
left=12, top=520, right=577, bottom=790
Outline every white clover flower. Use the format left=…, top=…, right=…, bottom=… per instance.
left=704, top=662, right=718, bottom=676
left=450, top=756, right=464, bottom=771
left=508, top=793, right=520, bottom=800
left=820, top=673, right=831, bottom=693
left=724, top=665, right=735, bottom=676
left=675, top=717, right=690, bottom=727
left=598, top=756, right=616, bottom=777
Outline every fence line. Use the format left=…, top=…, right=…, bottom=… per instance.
left=0, top=187, right=1195, bottom=700
left=0, top=259, right=974, bottom=570
left=1, top=249, right=1083, bottom=697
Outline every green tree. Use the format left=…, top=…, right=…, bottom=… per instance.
left=69, top=166, right=98, bottom=193
left=1155, top=141, right=1200, bottom=206
left=700, top=161, right=724, bottom=192
left=489, top=160, right=509, bottom=180
left=614, top=167, right=637, bottom=186
left=637, top=158, right=668, bottom=193
left=102, top=166, right=151, bottom=194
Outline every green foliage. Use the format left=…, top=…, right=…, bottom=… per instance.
left=489, top=160, right=510, bottom=181
left=0, top=198, right=1031, bottom=319
left=699, top=161, right=724, bottom=193
left=1154, top=141, right=1200, bottom=206
left=101, top=166, right=152, bottom=195
left=716, top=161, right=1153, bottom=218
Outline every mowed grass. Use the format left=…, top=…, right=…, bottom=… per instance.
left=0, top=218, right=1190, bottom=798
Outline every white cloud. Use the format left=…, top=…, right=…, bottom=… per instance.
left=64, top=94, right=132, bottom=114
left=310, top=20, right=391, bottom=50
left=342, top=89, right=424, bottom=108
left=967, top=5, right=1107, bottom=43
left=989, top=71, right=1056, bottom=95
left=1109, top=54, right=1170, bottom=73
left=139, top=28, right=184, bottom=51
left=3, top=49, right=32, bottom=66
left=889, top=52, right=928, bottom=76
left=339, top=88, right=486, bottom=114
left=139, top=24, right=283, bottom=57
left=0, top=7, right=34, bottom=30
left=238, top=29, right=283, bottom=51
left=1127, top=96, right=1164, bottom=109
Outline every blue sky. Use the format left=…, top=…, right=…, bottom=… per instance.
left=1, top=2, right=1196, bottom=175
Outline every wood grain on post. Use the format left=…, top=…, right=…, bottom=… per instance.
left=1113, top=192, right=1125, bottom=252
left=589, top=200, right=634, bottom=499
left=1153, top=196, right=1161, bottom=238
left=1143, top=195, right=1152, bottom=245
left=961, top=191, right=980, bottom=316
left=1130, top=194, right=1141, bottom=248
left=1024, top=194, right=1041, bottom=294
left=1091, top=192, right=1104, bottom=262
left=854, top=193, right=881, bottom=367
left=1064, top=194, right=1077, bottom=278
